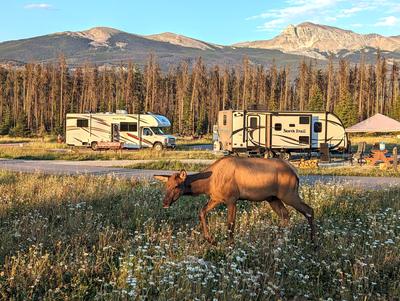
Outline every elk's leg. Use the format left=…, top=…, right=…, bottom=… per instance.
left=281, top=194, right=316, bottom=243
left=268, top=197, right=290, bottom=226
left=199, top=199, right=220, bottom=244
left=226, top=203, right=237, bottom=242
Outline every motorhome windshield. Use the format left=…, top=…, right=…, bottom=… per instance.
left=151, top=127, right=165, bottom=135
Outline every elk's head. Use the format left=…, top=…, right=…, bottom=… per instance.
left=153, top=170, right=187, bottom=208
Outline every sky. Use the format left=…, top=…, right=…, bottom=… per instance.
left=0, top=0, right=400, bottom=44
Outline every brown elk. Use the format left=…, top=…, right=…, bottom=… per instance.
left=154, top=157, right=315, bottom=244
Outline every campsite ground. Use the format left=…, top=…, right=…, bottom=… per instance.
left=0, top=171, right=399, bottom=300
left=1, top=134, right=400, bottom=299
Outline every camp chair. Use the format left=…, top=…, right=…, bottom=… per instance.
left=351, top=142, right=366, bottom=165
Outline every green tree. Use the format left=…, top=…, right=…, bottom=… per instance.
left=335, top=91, right=357, bottom=128
left=308, top=86, right=324, bottom=111
left=0, top=106, right=12, bottom=135
left=390, top=95, right=400, bottom=121
left=9, top=113, right=30, bottom=137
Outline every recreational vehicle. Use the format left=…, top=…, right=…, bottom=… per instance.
left=215, top=110, right=349, bottom=159
left=66, top=111, right=176, bottom=150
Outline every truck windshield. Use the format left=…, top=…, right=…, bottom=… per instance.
left=151, top=127, right=165, bottom=135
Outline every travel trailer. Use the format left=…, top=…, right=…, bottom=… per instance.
left=66, top=111, right=176, bottom=150
left=214, top=110, right=349, bottom=159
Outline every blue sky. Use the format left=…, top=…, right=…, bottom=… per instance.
left=1, top=0, right=399, bottom=44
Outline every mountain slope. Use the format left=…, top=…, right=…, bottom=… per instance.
left=145, top=32, right=220, bottom=50
left=0, top=24, right=399, bottom=69
left=234, top=22, right=400, bottom=57
left=0, top=27, right=314, bottom=69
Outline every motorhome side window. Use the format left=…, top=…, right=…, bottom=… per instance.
left=223, top=115, right=227, bottom=126
left=274, top=123, right=282, bottom=131
left=299, top=116, right=310, bottom=124
left=120, top=122, right=137, bottom=132
left=314, top=122, right=322, bottom=133
left=249, top=117, right=258, bottom=128
left=77, top=119, right=88, bottom=128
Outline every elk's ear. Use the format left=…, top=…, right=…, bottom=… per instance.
left=179, top=169, right=187, bottom=180
left=153, top=175, right=170, bottom=182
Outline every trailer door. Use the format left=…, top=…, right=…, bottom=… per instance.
left=246, top=113, right=267, bottom=150
left=246, top=114, right=260, bottom=149
left=271, top=114, right=311, bottom=150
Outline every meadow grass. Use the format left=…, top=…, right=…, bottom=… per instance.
left=0, top=171, right=399, bottom=300
left=125, top=159, right=400, bottom=177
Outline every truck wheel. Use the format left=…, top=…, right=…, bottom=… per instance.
left=153, top=142, right=163, bottom=151
left=280, top=151, right=291, bottom=161
left=91, top=141, right=98, bottom=151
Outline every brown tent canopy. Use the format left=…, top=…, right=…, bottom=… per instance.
left=345, top=113, right=400, bottom=133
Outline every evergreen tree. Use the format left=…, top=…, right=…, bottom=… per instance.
left=334, top=91, right=357, bottom=127
left=9, top=113, right=30, bottom=137
left=390, top=95, right=400, bottom=121
left=0, top=106, right=11, bottom=135
left=308, top=86, right=324, bottom=111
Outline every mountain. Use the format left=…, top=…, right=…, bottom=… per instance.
left=0, top=26, right=308, bottom=70
left=234, top=22, right=400, bottom=60
left=0, top=24, right=399, bottom=70
left=145, top=32, right=220, bottom=50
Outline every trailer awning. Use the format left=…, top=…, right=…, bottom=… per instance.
left=345, top=113, right=400, bottom=133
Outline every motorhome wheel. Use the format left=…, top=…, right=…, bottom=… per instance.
left=153, top=142, right=163, bottom=151
left=91, top=141, right=98, bottom=151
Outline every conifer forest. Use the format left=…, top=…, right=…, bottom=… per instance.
left=0, top=53, right=399, bottom=136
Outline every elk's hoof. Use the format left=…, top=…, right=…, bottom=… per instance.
left=205, top=236, right=216, bottom=245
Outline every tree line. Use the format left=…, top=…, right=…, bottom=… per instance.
left=0, top=53, right=399, bottom=136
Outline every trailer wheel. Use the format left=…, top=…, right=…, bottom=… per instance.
left=264, top=150, right=275, bottom=159
left=153, top=142, right=163, bottom=151
left=91, top=141, right=98, bottom=151
left=280, top=151, right=291, bottom=161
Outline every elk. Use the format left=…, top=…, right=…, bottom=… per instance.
left=154, top=157, right=315, bottom=244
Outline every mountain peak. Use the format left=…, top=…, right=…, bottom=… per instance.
left=235, top=22, right=400, bottom=55
left=145, top=32, right=217, bottom=50
left=61, top=27, right=123, bottom=47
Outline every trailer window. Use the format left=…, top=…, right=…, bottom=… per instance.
left=77, top=119, right=88, bottom=128
left=223, top=114, right=227, bottom=126
left=249, top=117, right=258, bottom=129
left=289, top=124, right=295, bottom=127
left=120, top=122, right=137, bottom=132
left=299, top=116, right=310, bottom=124
left=274, top=123, right=282, bottom=131
left=299, top=136, right=309, bottom=144
left=314, top=122, right=322, bottom=133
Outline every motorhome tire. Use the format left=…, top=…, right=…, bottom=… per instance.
left=91, top=141, right=98, bottom=151
left=153, top=142, right=163, bottom=151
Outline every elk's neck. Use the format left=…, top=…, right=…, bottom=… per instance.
left=184, top=172, right=211, bottom=196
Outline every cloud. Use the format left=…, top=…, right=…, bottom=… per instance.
left=24, top=3, right=53, bottom=10
left=374, top=16, right=399, bottom=26
left=246, top=0, right=400, bottom=33
left=248, top=0, right=339, bottom=31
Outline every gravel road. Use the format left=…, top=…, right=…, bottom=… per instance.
left=1, top=158, right=400, bottom=189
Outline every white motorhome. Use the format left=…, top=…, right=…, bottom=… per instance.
left=66, top=111, right=176, bottom=150
left=215, top=110, right=349, bottom=159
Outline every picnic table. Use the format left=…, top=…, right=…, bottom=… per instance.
left=366, top=149, right=393, bottom=165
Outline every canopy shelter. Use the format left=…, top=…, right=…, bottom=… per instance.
left=345, top=113, right=400, bottom=133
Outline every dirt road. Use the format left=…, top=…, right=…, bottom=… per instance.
left=1, top=158, right=399, bottom=188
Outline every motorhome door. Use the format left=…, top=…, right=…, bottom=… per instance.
left=111, top=123, right=120, bottom=142
left=271, top=114, right=311, bottom=150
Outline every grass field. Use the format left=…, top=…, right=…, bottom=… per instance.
left=125, top=159, right=400, bottom=177
left=0, top=171, right=399, bottom=300
left=0, top=136, right=218, bottom=161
